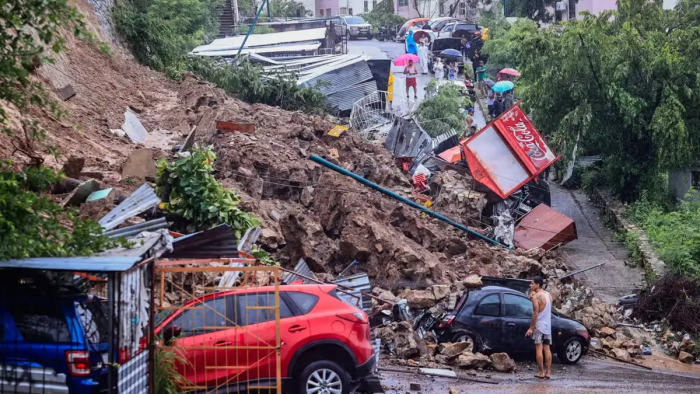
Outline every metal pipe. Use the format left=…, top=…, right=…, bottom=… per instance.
left=107, top=272, right=115, bottom=393
left=235, top=0, right=269, bottom=58
left=309, top=155, right=506, bottom=247
left=558, top=262, right=605, bottom=279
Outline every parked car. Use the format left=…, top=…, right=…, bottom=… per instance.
left=428, top=17, right=461, bottom=32
left=395, top=18, right=431, bottom=41
left=155, top=284, right=380, bottom=393
left=0, top=291, right=110, bottom=393
left=430, top=37, right=466, bottom=72
left=438, top=286, right=590, bottom=364
left=329, top=16, right=372, bottom=39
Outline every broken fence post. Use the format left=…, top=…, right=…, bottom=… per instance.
left=309, top=154, right=506, bottom=248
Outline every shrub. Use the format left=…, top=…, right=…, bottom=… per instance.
left=415, top=84, right=465, bottom=138
left=156, top=146, right=259, bottom=236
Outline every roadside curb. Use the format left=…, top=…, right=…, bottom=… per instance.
left=588, top=188, right=666, bottom=281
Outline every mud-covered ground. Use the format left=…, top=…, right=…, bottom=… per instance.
left=379, top=356, right=700, bottom=394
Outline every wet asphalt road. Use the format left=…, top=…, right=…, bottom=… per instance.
left=379, top=357, right=700, bottom=393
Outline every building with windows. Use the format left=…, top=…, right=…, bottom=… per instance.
left=317, top=0, right=379, bottom=17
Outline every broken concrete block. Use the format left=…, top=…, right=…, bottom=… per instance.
left=57, top=84, right=76, bottom=101
left=62, top=156, right=85, bottom=179
left=404, top=289, right=438, bottom=309
left=464, top=274, right=482, bottom=287
left=121, top=149, right=156, bottom=180
left=600, top=327, right=616, bottom=337
left=62, top=179, right=100, bottom=207
left=679, top=351, right=694, bottom=364
left=437, top=342, right=472, bottom=359
left=612, top=348, right=631, bottom=362
left=457, top=352, right=491, bottom=369
left=122, top=107, right=148, bottom=143
left=432, top=284, right=451, bottom=300
left=300, top=186, right=314, bottom=207
left=489, top=352, right=516, bottom=372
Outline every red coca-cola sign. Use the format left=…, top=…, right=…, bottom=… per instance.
left=497, top=105, right=556, bottom=171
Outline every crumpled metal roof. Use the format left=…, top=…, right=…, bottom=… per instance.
left=327, top=80, right=379, bottom=112
left=99, top=184, right=160, bottom=231
left=161, top=224, right=239, bottom=259
left=283, top=258, right=313, bottom=284
left=332, top=273, right=372, bottom=311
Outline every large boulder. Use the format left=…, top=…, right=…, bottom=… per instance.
left=489, top=352, right=516, bottom=372
left=612, top=348, right=631, bottom=362
left=600, top=327, right=616, bottom=337
left=679, top=351, right=694, bottom=364
left=432, top=284, right=451, bottom=300
left=457, top=352, right=491, bottom=369
left=404, top=289, right=438, bottom=308
left=438, top=342, right=473, bottom=359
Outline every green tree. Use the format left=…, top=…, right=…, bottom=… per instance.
left=481, top=18, right=538, bottom=70
left=269, top=0, right=307, bottom=17
left=416, top=83, right=466, bottom=138
left=500, top=0, right=700, bottom=201
left=362, top=0, right=406, bottom=32
left=0, top=164, right=126, bottom=260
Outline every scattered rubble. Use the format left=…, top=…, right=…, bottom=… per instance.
left=679, top=351, right=694, bottom=364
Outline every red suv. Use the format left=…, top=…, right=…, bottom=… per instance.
left=155, top=284, right=380, bottom=394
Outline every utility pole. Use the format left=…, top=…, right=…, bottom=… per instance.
left=266, top=0, right=271, bottom=18
left=233, top=0, right=239, bottom=26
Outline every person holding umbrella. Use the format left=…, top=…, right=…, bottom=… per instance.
left=494, top=92, right=506, bottom=117
left=418, top=42, right=430, bottom=74
left=487, top=89, right=496, bottom=119
left=404, top=59, right=419, bottom=100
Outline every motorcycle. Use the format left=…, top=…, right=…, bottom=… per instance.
left=376, top=26, right=389, bottom=41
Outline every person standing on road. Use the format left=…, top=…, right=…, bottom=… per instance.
left=493, top=93, right=505, bottom=118
left=527, top=276, right=553, bottom=380
left=434, top=58, right=444, bottom=81
left=476, top=61, right=488, bottom=96
left=487, top=89, right=495, bottom=119
left=418, top=42, right=430, bottom=74
left=404, top=59, right=418, bottom=100
left=406, top=30, right=418, bottom=54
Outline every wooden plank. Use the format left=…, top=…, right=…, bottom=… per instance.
left=216, top=121, right=256, bottom=134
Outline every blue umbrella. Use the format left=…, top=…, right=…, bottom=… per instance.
left=492, top=80, right=515, bottom=93
left=441, top=48, right=462, bottom=58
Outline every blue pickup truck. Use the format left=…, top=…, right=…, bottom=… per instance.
left=0, top=293, right=110, bottom=393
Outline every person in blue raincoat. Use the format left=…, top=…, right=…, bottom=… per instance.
left=405, top=30, right=418, bottom=54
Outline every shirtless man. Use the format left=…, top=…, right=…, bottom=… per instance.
left=526, top=276, right=553, bottom=379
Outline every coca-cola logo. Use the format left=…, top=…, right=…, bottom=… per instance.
left=508, top=121, right=547, bottom=161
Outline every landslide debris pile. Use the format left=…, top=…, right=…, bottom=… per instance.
left=177, top=71, right=570, bottom=285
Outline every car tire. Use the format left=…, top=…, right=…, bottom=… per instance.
left=558, top=337, right=584, bottom=364
left=451, top=331, right=483, bottom=353
left=297, top=360, right=351, bottom=394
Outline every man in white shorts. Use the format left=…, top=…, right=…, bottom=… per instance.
left=526, top=276, right=553, bottom=379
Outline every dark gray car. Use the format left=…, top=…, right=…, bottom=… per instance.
left=441, top=286, right=590, bottom=364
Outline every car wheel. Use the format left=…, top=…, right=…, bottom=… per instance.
left=451, top=331, right=482, bottom=353
left=297, top=360, right=350, bottom=394
left=559, top=337, right=584, bottom=364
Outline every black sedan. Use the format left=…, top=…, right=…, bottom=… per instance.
left=439, top=286, right=590, bottom=364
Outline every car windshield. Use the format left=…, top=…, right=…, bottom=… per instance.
left=457, top=24, right=479, bottom=31
left=346, top=17, right=366, bottom=24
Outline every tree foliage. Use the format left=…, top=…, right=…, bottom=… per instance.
left=362, top=0, right=407, bottom=31
left=113, top=0, right=222, bottom=77
left=416, top=82, right=466, bottom=138
left=0, top=164, right=125, bottom=260
left=187, top=57, right=328, bottom=113
left=156, top=146, right=259, bottom=236
left=269, top=0, right=307, bottom=17
left=490, top=0, right=700, bottom=201
left=481, top=18, right=538, bottom=70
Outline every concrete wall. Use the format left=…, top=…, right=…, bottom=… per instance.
left=575, top=0, right=618, bottom=18
left=669, top=166, right=700, bottom=200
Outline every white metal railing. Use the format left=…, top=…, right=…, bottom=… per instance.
left=349, top=91, right=418, bottom=143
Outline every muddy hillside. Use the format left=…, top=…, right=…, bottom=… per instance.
left=2, top=0, right=568, bottom=289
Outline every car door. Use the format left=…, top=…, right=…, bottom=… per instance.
left=471, top=293, right=502, bottom=351
left=501, top=293, right=535, bottom=353
left=164, top=295, right=238, bottom=389
left=236, top=292, right=309, bottom=387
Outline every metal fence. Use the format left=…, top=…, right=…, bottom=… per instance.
left=153, top=262, right=282, bottom=394
left=350, top=91, right=417, bottom=144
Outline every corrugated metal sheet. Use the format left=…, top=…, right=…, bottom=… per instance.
left=0, top=257, right=142, bottom=272
left=385, top=117, right=433, bottom=159
left=162, top=224, right=239, bottom=259
left=195, top=42, right=322, bottom=57
left=514, top=204, right=578, bottom=250
left=103, top=217, right=168, bottom=239
left=283, top=258, right=313, bottom=284
left=216, top=227, right=260, bottom=288
left=302, top=60, right=373, bottom=95
left=99, top=184, right=160, bottom=231
left=298, top=55, right=369, bottom=87
left=326, top=80, right=379, bottom=112
left=333, top=273, right=372, bottom=311
left=192, top=28, right=327, bottom=53
left=118, top=350, right=149, bottom=394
